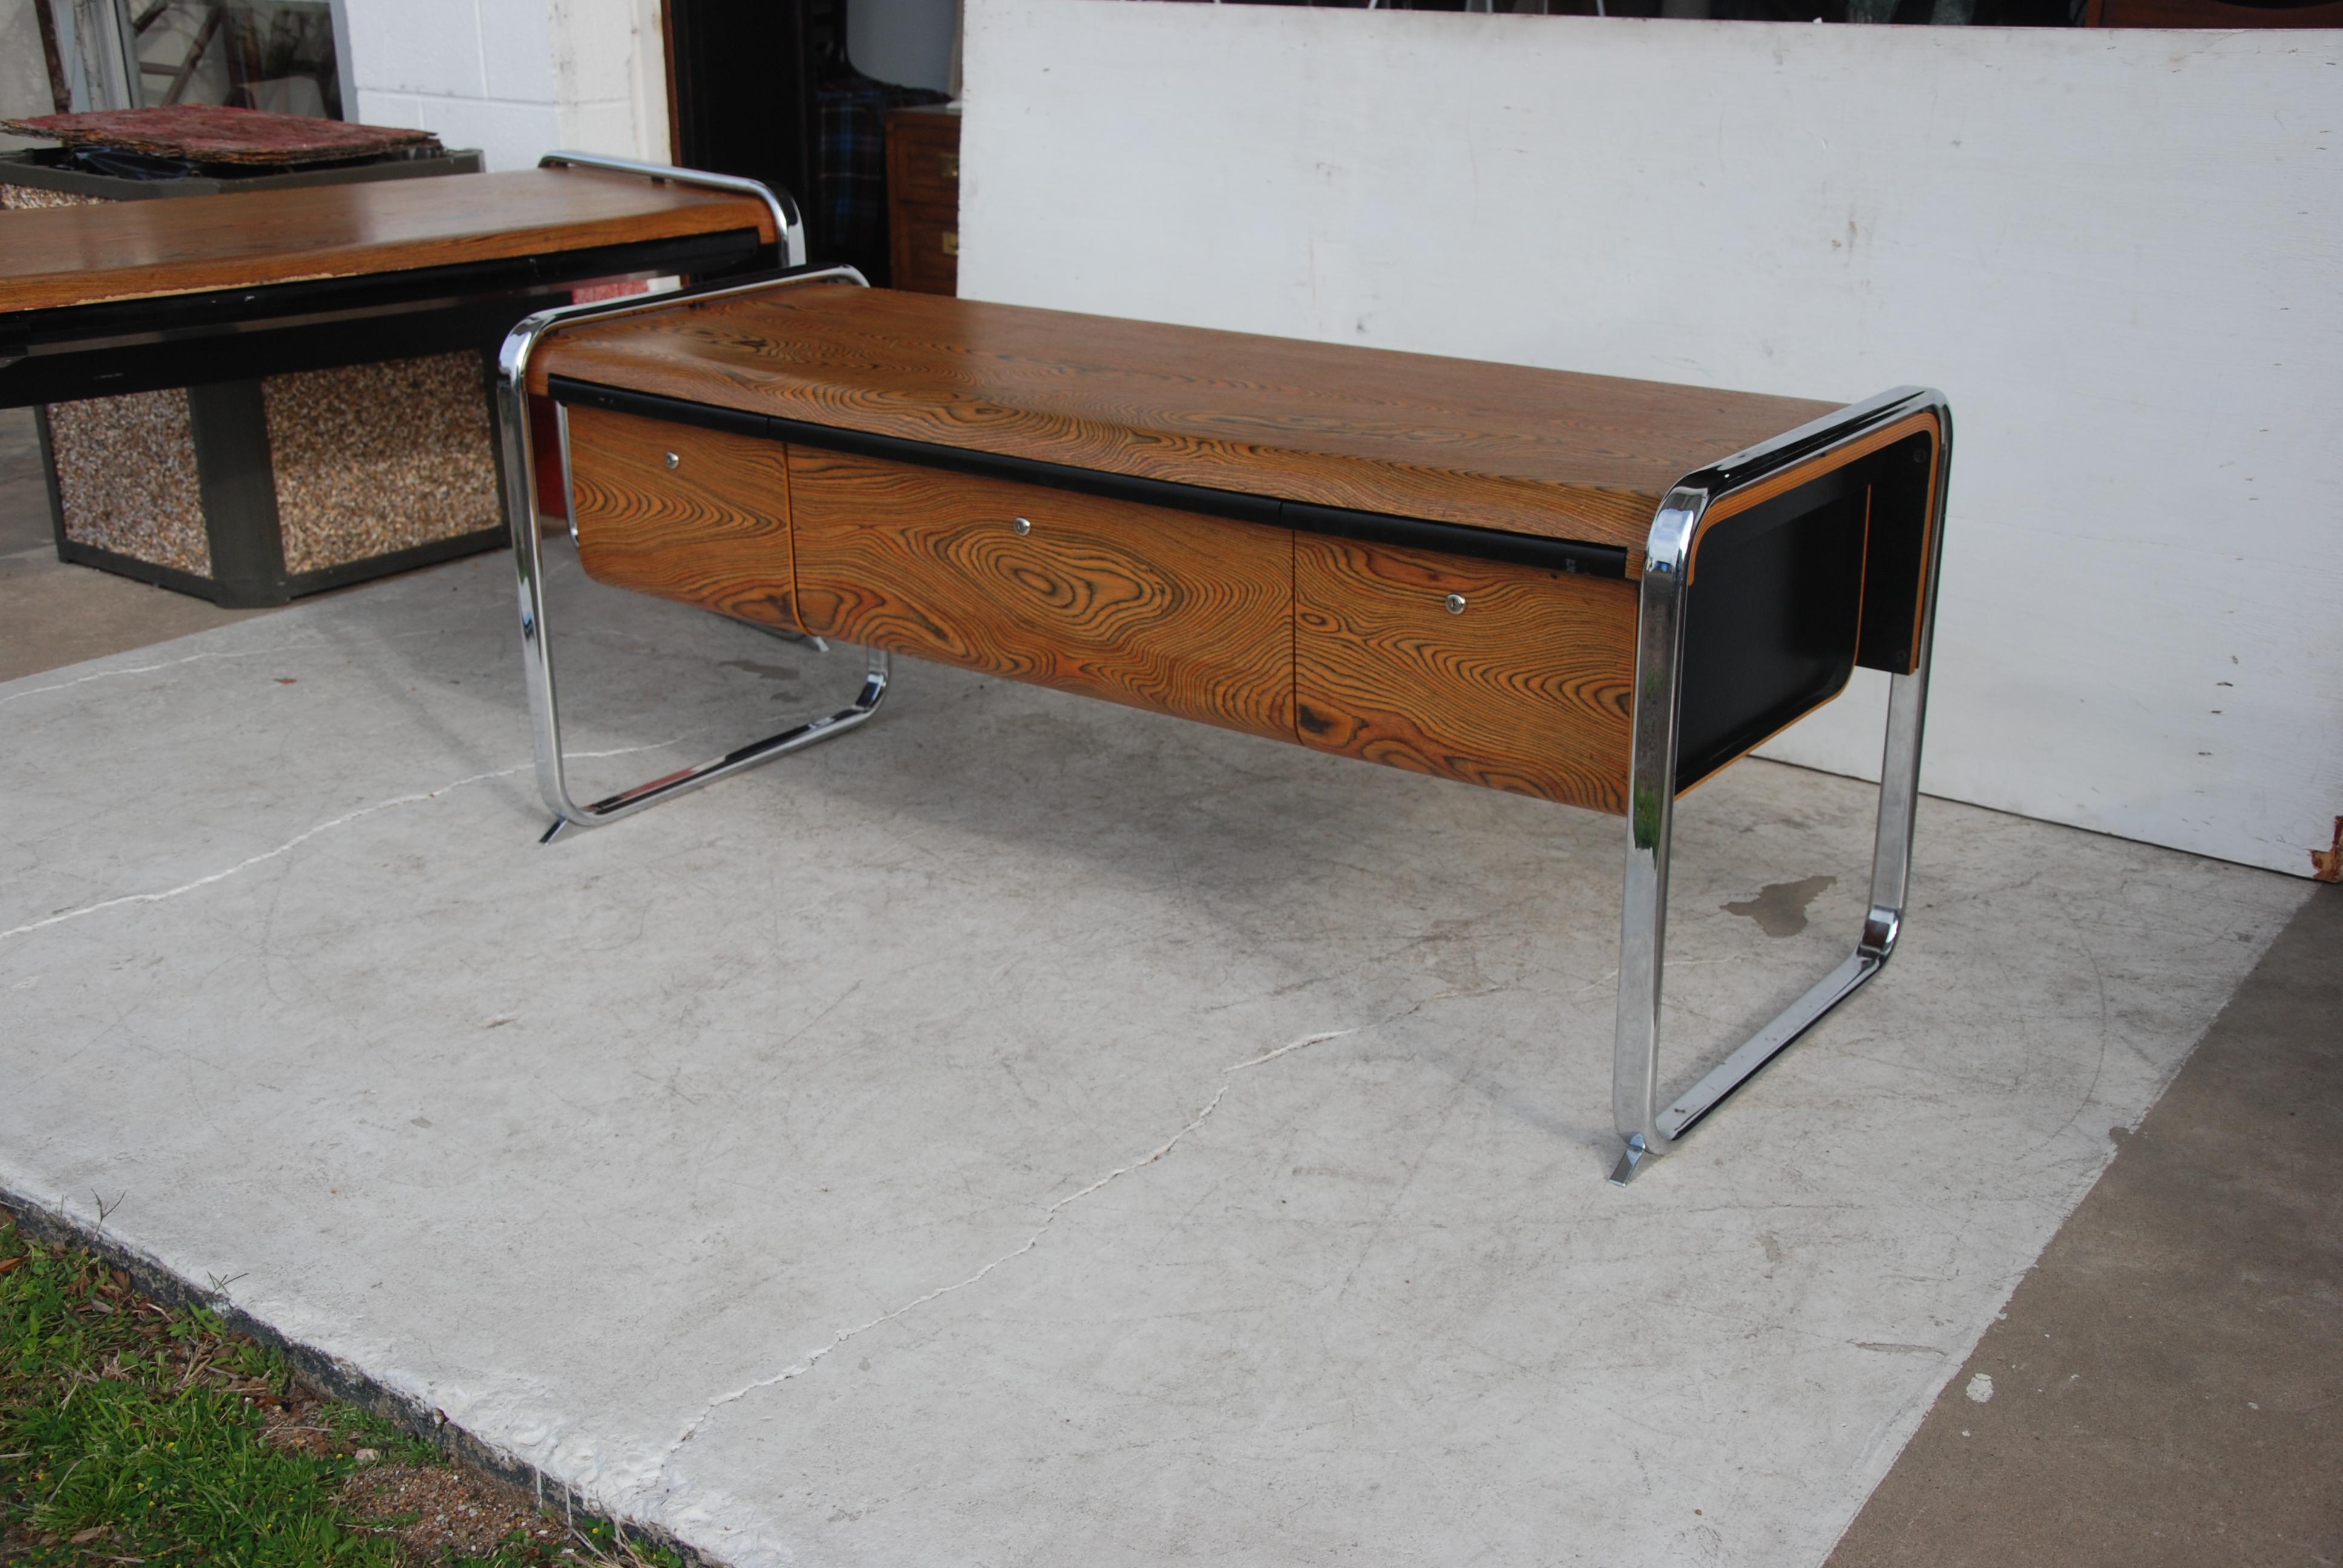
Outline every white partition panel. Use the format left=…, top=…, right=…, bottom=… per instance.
left=958, top=0, right=2343, bottom=878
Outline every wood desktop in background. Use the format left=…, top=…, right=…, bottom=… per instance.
left=0, top=163, right=783, bottom=606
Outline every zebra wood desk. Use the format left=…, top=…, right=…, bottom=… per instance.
left=499, top=246, right=1950, bottom=1185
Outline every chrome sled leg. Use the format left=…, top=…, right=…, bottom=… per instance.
left=1610, top=390, right=1950, bottom=1184
left=489, top=198, right=889, bottom=841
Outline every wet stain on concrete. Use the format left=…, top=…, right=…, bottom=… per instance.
left=1723, top=875, right=1837, bottom=938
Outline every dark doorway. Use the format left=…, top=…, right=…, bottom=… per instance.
left=663, top=0, right=834, bottom=256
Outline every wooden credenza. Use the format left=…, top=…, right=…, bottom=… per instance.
left=505, top=274, right=1951, bottom=1182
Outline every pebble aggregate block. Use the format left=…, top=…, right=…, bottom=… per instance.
left=0, top=551, right=2311, bottom=1568
left=22, top=353, right=495, bottom=584
left=44, top=387, right=212, bottom=577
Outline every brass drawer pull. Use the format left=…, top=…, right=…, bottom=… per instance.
left=941, top=230, right=960, bottom=258
left=940, top=152, right=959, bottom=181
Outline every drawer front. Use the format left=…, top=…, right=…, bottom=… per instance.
left=790, top=448, right=1296, bottom=741
left=565, top=403, right=799, bottom=630
left=888, top=119, right=960, bottom=207
left=1294, top=537, right=1637, bottom=814
left=890, top=201, right=959, bottom=296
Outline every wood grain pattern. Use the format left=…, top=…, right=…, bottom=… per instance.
left=1294, top=536, right=1638, bottom=814
left=789, top=447, right=1296, bottom=740
left=566, top=404, right=799, bottom=630
left=532, top=286, right=1841, bottom=566
left=0, top=168, right=774, bottom=315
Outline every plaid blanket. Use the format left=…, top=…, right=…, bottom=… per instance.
left=816, top=74, right=948, bottom=286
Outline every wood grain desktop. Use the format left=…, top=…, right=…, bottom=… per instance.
left=534, top=284, right=1839, bottom=567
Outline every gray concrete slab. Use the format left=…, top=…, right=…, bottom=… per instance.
left=0, top=545, right=2312, bottom=1567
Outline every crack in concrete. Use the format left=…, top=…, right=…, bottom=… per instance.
left=0, top=633, right=462, bottom=709
left=0, top=742, right=677, bottom=942
left=0, top=641, right=338, bottom=708
left=660, top=1024, right=1362, bottom=1463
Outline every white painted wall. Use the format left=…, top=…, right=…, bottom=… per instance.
left=344, top=0, right=668, bottom=170
left=958, top=1, right=2343, bottom=878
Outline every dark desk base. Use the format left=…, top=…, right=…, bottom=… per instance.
left=36, top=359, right=506, bottom=607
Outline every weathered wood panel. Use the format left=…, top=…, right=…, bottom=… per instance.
left=1294, top=537, right=1638, bottom=813
left=790, top=447, right=1296, bottom=740
left=566, top=403, right=799, bottom=630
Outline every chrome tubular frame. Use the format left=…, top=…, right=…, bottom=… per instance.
left=1610, top=387, right=1953, bottom=1185
left=495, top=156, right=885, bottom=843
left=537, top=151, right=808, bottom=269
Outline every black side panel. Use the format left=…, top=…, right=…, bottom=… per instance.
left=1854, top=432, right=1936, bottom=675
left=1676, top=477, right=1869, bottom=791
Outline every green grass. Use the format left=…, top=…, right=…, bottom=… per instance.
left=0, top=1212, right=681, bottom=1567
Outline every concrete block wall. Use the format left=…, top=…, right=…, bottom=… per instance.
left=344, top=0, right=667, bottom=171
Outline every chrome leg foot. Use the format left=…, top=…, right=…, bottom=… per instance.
left=1607, top=1135, right=1659, bottom=1186
left=539, top=818, right=569, bottom=846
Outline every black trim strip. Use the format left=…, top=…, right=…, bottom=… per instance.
left=1282, top=501, right=1625, bottom=578
left=54, top=524, right=505, bottom=606
left=55, top=538, right=228, bottom=603
left=283, top=525, right=507, bottom=600
left=554, top=376, right=768, bottom=440
left=548, top=376, right=1631, bottom=580
left=769, top=413, right=1287, bottom=528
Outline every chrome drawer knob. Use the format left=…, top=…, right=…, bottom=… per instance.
left=1445, top=593, right=1467, bottom=615
left=1012, top=517, right=1032, bottom=535
left=664, top=451, right=680, bottom=470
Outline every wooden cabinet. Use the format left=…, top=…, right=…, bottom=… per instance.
left=564, top=403, right=801, bottom=632
left=885, top=105, right=960, bottom=296
left=788, top=446, right=1297, bottom=741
